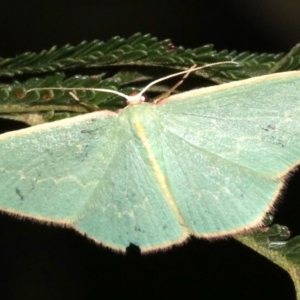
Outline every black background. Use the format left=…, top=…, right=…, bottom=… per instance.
left=0, top=1, right=300, bottom=299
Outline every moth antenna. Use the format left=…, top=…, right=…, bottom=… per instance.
left=138, top=61, right=238, bottom=96
left=125, top=61, right=238, bottom=104
left=26, top=87, right=131, bottom=101
left=25, top=61, right=238, bottom=106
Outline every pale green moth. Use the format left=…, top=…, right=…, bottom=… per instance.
left=0, top=64, right=300, bottom=253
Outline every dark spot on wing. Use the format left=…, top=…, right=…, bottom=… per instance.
left=261, top=125, right=284, bottom=147
left=80, top=144, right=90, bottom=162
left=277, top=139, right=285, bottom=148
left=270, top=135, right=285, bottom=148
left=15, top=188, right=24, bottom=201
left=261, top=125, right=276, bottom=132
left=80, top=129, right=98, bottom=134
left=134, top=226, right=145, bottom=233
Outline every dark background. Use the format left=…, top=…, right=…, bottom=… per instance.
left=1, top=1, right=300, bottom=299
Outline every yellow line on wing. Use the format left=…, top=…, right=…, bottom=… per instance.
left=133, top=114, right=187, bottom=228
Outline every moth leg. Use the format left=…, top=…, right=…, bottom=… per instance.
left=154, top=64, right=197, bottom=104
left=69, top=91, right=98, bottom=111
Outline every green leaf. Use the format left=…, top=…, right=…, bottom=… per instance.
left=1, top=34, right=300, bottom=126
left=236, top=224, right=300, bottom=299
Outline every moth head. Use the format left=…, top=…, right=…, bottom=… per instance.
left=125, top=91, right=149, bottom=106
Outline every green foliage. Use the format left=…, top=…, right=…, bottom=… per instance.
left=1, top=33, right=300, bottom=125
left=0, top=33, right=300, bottom=297
left=236, top=218, right=300, bottom=298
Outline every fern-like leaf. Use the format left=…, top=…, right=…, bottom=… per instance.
left=236, top=221, right=300, bottom=299
left=1, top=33, right=300, bottom=125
